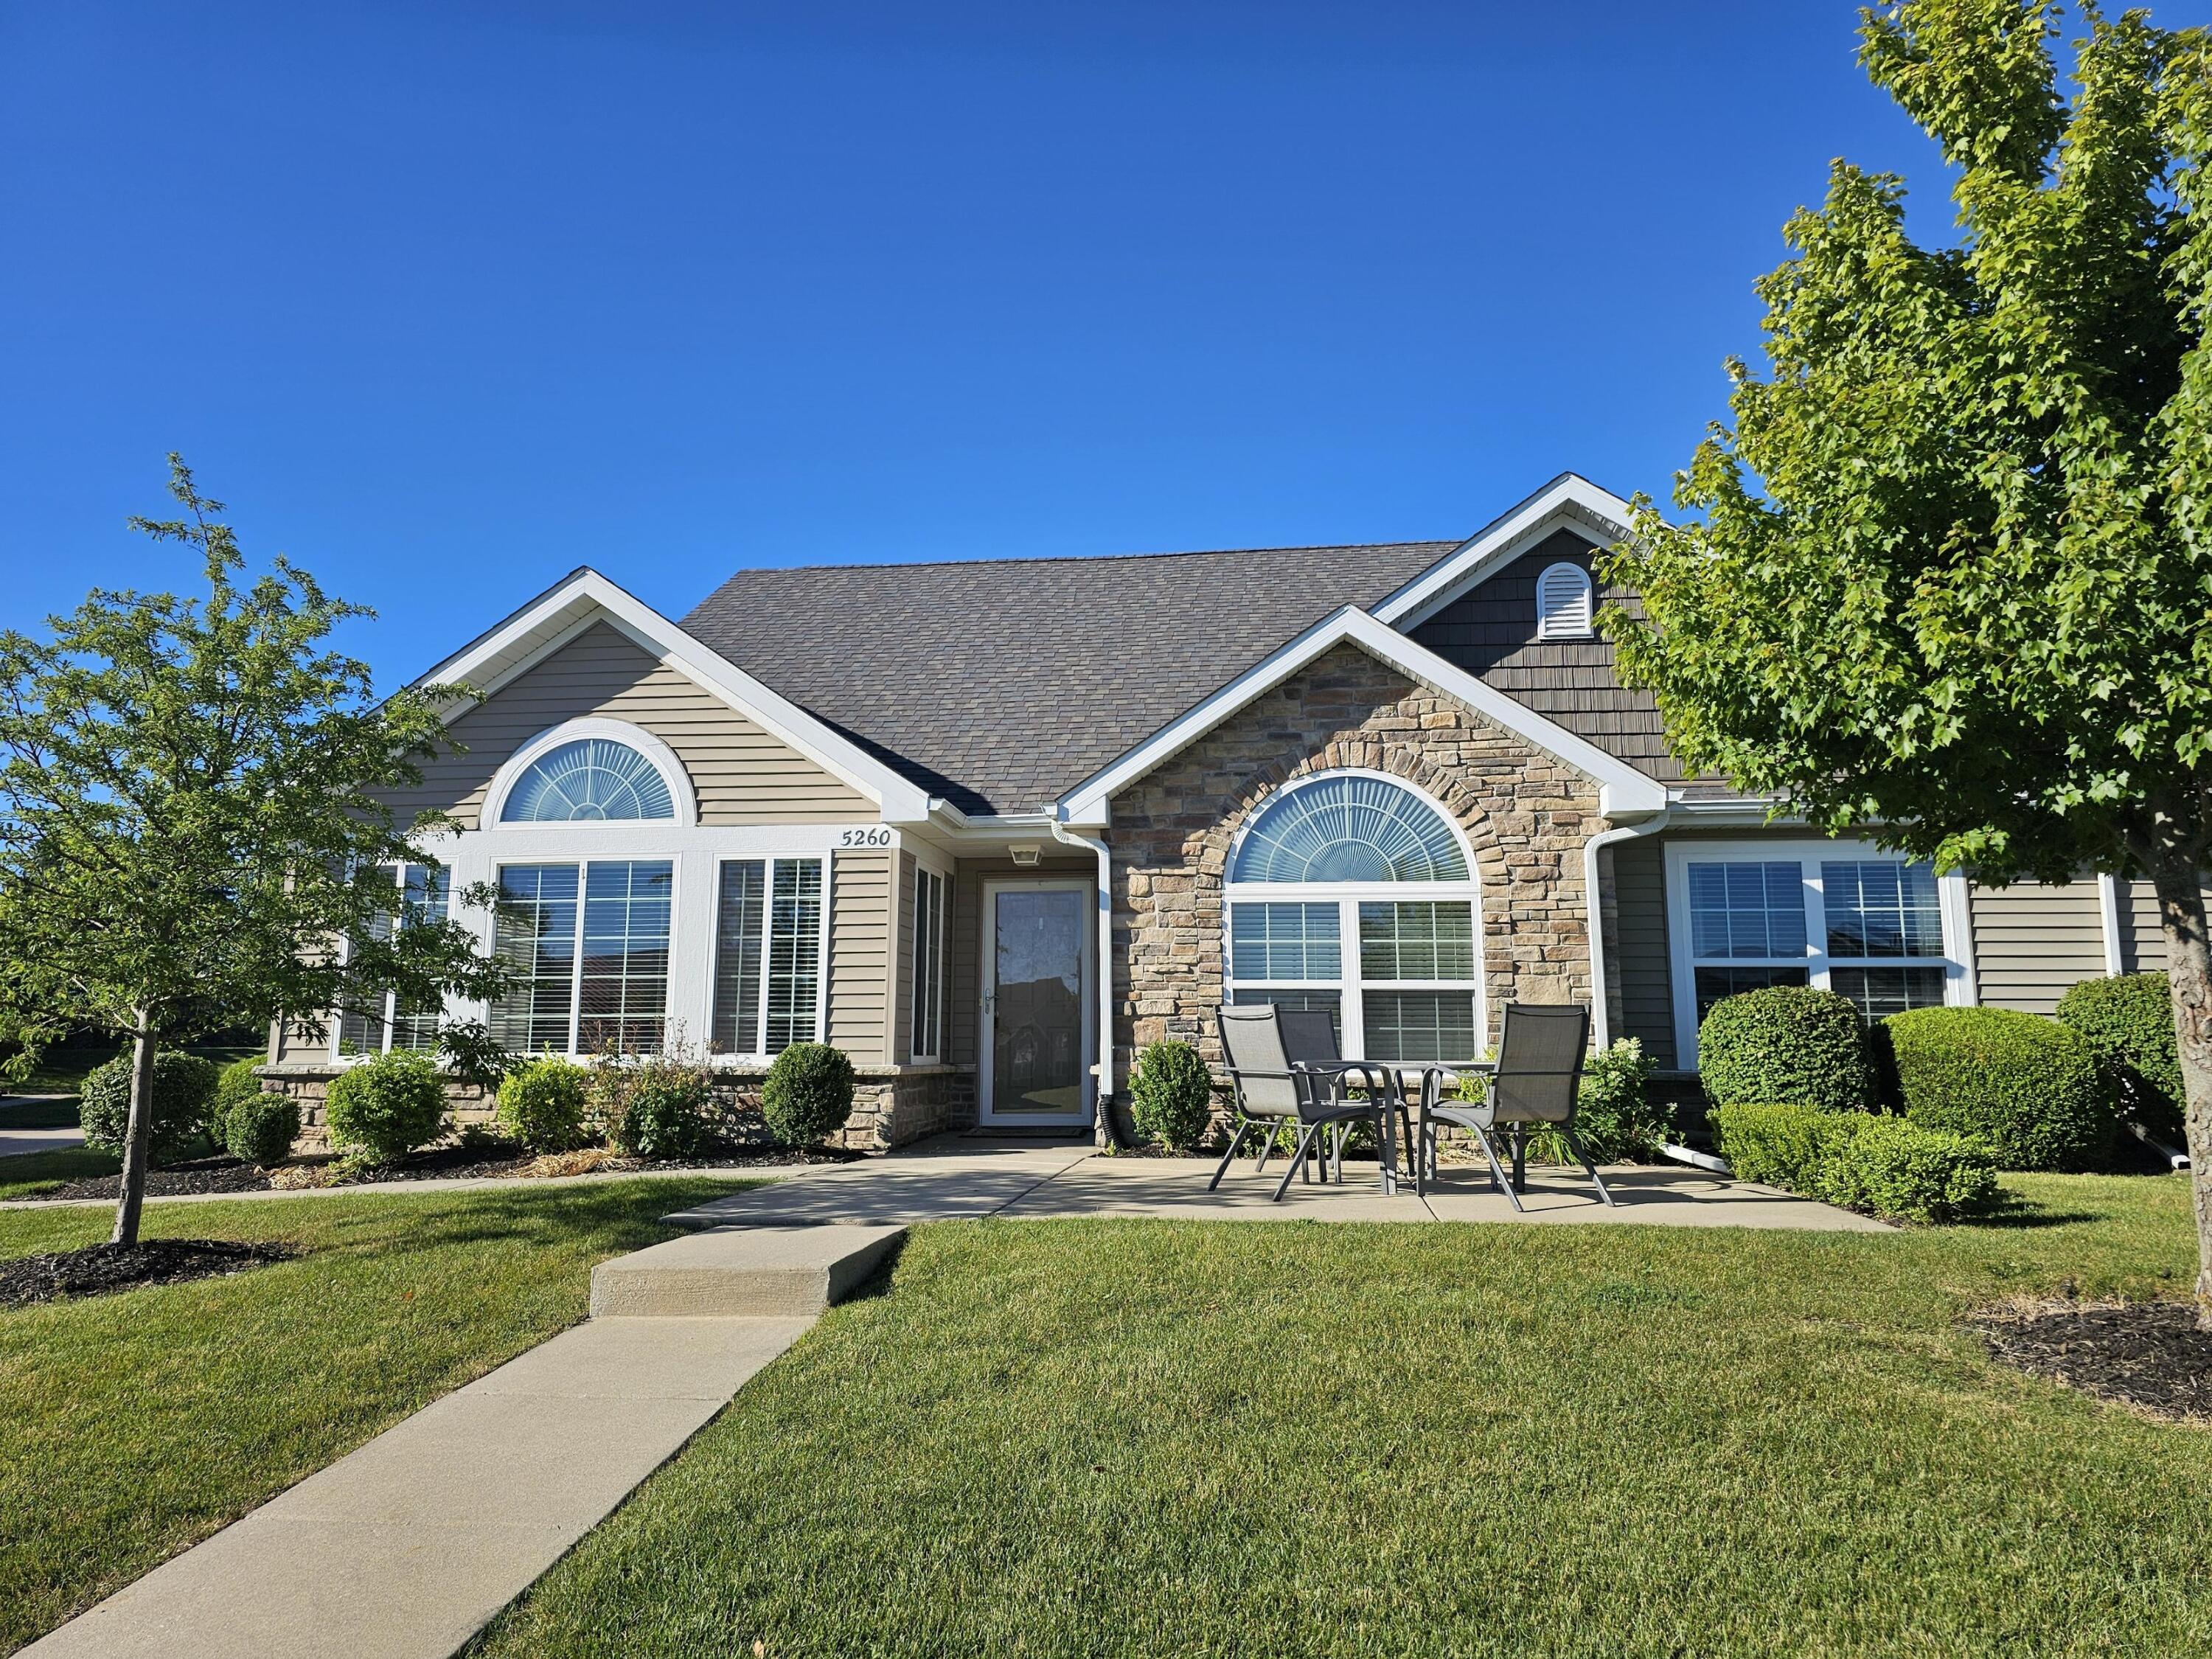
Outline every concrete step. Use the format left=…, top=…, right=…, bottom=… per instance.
left=589, top=1223, right=906, bottom=1318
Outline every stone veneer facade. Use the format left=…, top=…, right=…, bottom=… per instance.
left=1107, top=641, right=1601, bottom=1071
left=259, top=1062, right=971, bottom=1155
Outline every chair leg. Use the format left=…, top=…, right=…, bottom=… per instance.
left=1273, top=1124, right=1324, bottom=1201
left=1253, top=1119, right=1284, bottom=1176
left=1562, top=1126, right=1615, bottom=1207
left=1208, top=1119, right=1253, bottom=1192
left=1511, top=1124, right=1527, bottom=1193
left=1470, top=1124, right=1523, bottom=1213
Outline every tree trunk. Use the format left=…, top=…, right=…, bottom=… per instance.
left=110, top=1012, right=157, bottom=1248
left=2146, top=859, right=2212, bottom=1329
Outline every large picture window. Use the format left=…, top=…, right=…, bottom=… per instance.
left=1224, top=773, right=1481, bottom=1065
left=493, top=860, right=673, bottom=1054
left=710, top=857, right=827, bottom=1057
left=1669, top=841, right=1964, bottom=1063
left=911, top=866, right=946, bottom=1061
left=337, top=863, right=450, bottom=1057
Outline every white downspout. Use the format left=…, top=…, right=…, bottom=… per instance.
left=1583, top=810, right=1671, bottom=1050
left=1051, top=814, right=1117, bottom=1148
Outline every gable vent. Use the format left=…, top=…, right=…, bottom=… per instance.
left=1535, top=561, right=1594, bottom=639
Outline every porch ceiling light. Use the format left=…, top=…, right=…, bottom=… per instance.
left=1009, top=844, right=1043, bottom=866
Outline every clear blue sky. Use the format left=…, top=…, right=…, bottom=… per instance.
left=4, top=2, right=2182, bottom=688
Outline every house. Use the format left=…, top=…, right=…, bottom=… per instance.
left=265, top=474, right=2163, bottom=1146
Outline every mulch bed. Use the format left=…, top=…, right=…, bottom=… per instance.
left=1972, top=1301, right=2212, bottom=1423
left=0, top=1239, right=299, bottom=1310
left=39, top=1142, right=862, bottom=1202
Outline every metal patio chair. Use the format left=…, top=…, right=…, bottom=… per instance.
left=1276, top=1006, right=1413, bottom=1190
left=1416, top=1002, right=1613, bottom=1211
left=1211, top=1004, right=1400, bottom=1201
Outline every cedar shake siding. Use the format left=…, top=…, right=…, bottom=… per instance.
left=1408, top=527, right=1681, bottom=783
left=376, top=621, right=875, bottom=830
left=1968, top=880, right=2108, bottom=1015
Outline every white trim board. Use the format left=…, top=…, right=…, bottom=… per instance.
left=405, top=567, right=933, bottom=821
left=1057, top=605, right=1669, bottom=824
left=1371, top=473, right=1636, bottom=631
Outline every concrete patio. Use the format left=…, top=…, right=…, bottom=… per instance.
left=665, top=1137, right=1892, bottom=1232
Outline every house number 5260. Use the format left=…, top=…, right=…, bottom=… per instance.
left=839, top=826, right=894, bottom=849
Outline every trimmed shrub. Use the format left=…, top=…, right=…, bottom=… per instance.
left=1130, top=1040, right=1214, bottom=1152
left=495, top=1057, right=594, bottom=1152
left=1573, top=1038, right=1672, bottom=1162
left=1885, top=1006, right=2112, bottom=1170
left=1697, top=986, right=1871, bottom=1112
left=324, top=1050, right=448, bottom=1164
left=1815, top=1116, right=1999, bottom=1224
left=222, top=1093, right=302, bottom=1167
left=2056, top=971, right=2183, bottom=1140
left=602, top=1059, right=717, bottom=1159
left=213, top=1055, right=264, bottom=1116
left=762, top=1043, right=857, bottom=1147
left=80, top=1051, right=220, bottom=1166
left=1708, top=1102, right=1855, bottom=1192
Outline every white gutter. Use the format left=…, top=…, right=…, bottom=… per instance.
left=1583, top=810, right=1670, bottom=1049
left=1049, top=813, right=1118, bottom=1149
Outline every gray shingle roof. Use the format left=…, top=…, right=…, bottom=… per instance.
left=681, top=541, right=1458, bottom=815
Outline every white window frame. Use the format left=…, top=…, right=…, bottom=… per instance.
left=909, top=861, right=948, bottom=1063
left=330, top=861, right=449, bottom=1062
left=1535, top=561, right=1595, bottom=640
left=1664, top=838, right=1974, bottom=1069
left=484, top=717, right=699, bottom=828
left=706, top=852, right=832, bottom=1061
left=490, top=855, right=682, bottom=1058
left=1221, top=769, right=1486, bottom=1063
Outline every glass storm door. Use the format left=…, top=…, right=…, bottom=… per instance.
left=981, top=880, right=1091, bottom=1126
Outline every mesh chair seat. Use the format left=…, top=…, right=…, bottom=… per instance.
left=1416, top=1002, right=1612, bottom=1211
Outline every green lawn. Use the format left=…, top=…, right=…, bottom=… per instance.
left=4, top=1041, right=261, bottom=1098
left=0, top=1178, right=755, bottom=1651
left=0, top=1147, right=118, bottom=1201
left=473, top=1175, right=2211, bottom=1658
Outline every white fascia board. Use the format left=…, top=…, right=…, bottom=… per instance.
left=1060, top=605, right=1667, bottom=823
left=408, top=568, right=934, bottom=821
left=1372, top=473, right=1638, bottom=630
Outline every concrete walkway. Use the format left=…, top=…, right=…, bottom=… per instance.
left=23, top=1225, right=900, bottom=1659
left=0, top=1124, right=86, bottom=1160
left=665, top=1138, right=1891, bottom=1232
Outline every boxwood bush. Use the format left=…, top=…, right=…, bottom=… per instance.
left=496, top=1057, right=594, bottom=1152
left=1697, top=986, right=1871, bottom=1112
left=80, top=1051, right=221, bottom=1166
left=2055, top=971, right=2183, bottom=1140
left=324, top=1050, right=448, bottom=1164
left=1711, top=1102, right=1999, bottom=1223
left=221, top=1093, right=302, bottom=1167
left=762, top=1043, right=856, bottom=1147
left=1708, top=1102, right=1854, bottom=1192
left=1885, top=1006, right=2112, bottom=1170
left=1130, top=1040, right=1214, bottom=1152
left=1815, top=1116, right=1999, bottom=1224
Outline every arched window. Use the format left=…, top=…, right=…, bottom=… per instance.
left=499, top=737, right=677, bottom=823
left=1536, top=561, right=1594, bottom=639
left=1225, top=773, right=1481, bottom=1065
left=1231, top=773, right=1468, bottom=883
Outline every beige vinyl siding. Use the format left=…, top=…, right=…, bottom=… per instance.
left=827, top=849, right=891, bottom=1062
left=894, top=851, right=917, bottom=1061
left=1608, top=837, right=1676, bottom=1069
left=1968, top=879, right=2108, bottom=1015
left=2124, top=880, right=2167, bottom=973
left=376, top=620, right=875, bottom=829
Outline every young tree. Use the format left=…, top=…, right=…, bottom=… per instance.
left=1601, top=0, right=2212, bottom=1320
left=0, top=458, right=507, bottom=1246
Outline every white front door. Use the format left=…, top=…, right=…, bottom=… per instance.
left=978, top=878, right=1093, bottom=1127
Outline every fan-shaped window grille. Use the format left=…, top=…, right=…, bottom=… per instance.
left=1231, top=776, right=1467, bottom=883
left=1536, top=562, right=1594, bottom=639
left=500, top=739, right=677, bottom=823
